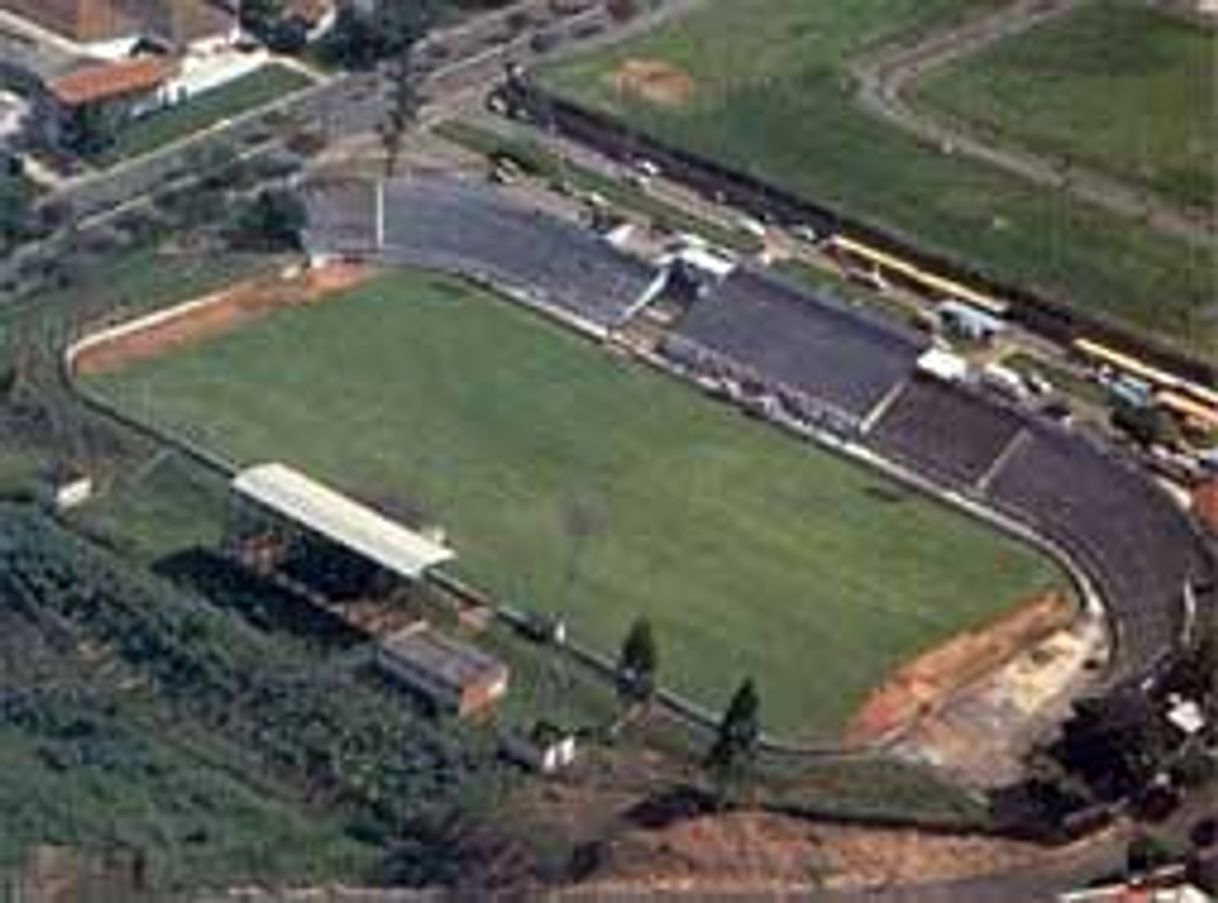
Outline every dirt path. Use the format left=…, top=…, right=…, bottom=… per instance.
left=851, top=0, right=1214, bottom=246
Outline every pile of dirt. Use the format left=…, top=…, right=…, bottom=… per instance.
left=608, top=58, right=695, bottom=107
left=579, top=807, right=1067, bottom=893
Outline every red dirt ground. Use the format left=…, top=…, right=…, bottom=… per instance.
left=71, top=262, right=372, bottom=376
left=844, top=591, right=1075, bottom=747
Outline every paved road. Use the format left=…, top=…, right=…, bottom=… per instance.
left=851, top=0, right=1214, bottom=246
left=0, top=0, right=704, bottom=299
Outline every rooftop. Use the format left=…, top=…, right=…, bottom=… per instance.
left=1194, top=478, right=1218, bottom=536
left=380, top=624, right=507, bottom=691
left=232, top=463, right=455, bottom=580
left=49, top=55, right=178, bottom=106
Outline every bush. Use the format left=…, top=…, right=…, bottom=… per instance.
left=231, top=188, right=308, bottom=251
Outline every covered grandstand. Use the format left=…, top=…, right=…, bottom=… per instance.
left=981, top=423, right=1212, bottom=681
left=374, top=178, right=663, bottom=334
left=867, top=376, right=1026, bottom=489
left=864, top=378, right=1214, bottom=683
left=226, top=463, right=455, bottom=587
left=662, top=268, right=928, bottom=428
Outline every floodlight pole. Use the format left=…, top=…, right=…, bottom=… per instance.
left=375, top=177, right=385, bottom=251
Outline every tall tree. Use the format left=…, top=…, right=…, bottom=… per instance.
left=617, top=616, right=657, bottom=702
left=705, top=678, right=761, bottom=804
left=1050, top=687, right=1171, bottom=802
left=0, top=170, right=30, bottom=249
left=233, top=188, right=308, bottom=251
left=380, top=42, right=423, bottom=177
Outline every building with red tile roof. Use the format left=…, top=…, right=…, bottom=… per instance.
left=1194, top=478, right=1218, bottom=537
left=48, top=54, right=177, bottom=107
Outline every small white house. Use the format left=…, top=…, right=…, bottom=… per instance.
left=52, top=475, right=93, bottom=511
left=502, top=722, right=578, bottom=774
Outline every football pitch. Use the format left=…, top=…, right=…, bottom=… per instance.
left=89, top=271, right=1066, bottom=741
left=540, top=0, right=1214, bottom=355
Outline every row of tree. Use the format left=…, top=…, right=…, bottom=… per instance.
left=616, top=616, right=762, bottom=803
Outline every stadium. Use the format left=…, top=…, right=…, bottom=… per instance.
left=71, top=174, right=1216, bottom=744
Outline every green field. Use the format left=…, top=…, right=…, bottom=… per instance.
left=912, top=0, right=1216, bottom=213
left=89, top=271, right=1065, bottom=741
left=97, top=64, right=312, bottom=165
left=541, top=0, right=1214, bottom=355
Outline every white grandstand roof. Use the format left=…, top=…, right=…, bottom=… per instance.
left=917, top=347, right=969, bottom=383
left=232, top=463, right=454, bottom=579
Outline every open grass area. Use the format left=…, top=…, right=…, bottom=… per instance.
left=88, top=270, right=1066, bottom=742
left=911, top=0, right=1215, bottom=213
left=96, top=64, right=312, bottom=166
left=540, top=0, right=1214, bottom=355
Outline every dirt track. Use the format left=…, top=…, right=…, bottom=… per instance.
left=71, top=262, right=371, bottom=376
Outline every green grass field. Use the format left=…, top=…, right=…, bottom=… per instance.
left=97, top=64, right=312, bottom=165
left=911, top=0, right=1215, bottom=213
left=89, top=271, right=1065, bottom=742
left=540, top=0, right=1214, bottom=356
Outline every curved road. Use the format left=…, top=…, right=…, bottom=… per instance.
left=851, top=0, right=1214, bottom=246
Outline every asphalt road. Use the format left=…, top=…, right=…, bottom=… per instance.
left=0, top=0, right=704, bottom=298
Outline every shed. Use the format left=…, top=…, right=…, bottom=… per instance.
left=502, top=721, right=578, bottom=773
left=376, top=623, right=508, bottom=717
left=938, top=300, right=1007, bottom=344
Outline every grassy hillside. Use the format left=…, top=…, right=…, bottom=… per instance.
left=0, top=503, right=510, bottom=889
left=90, top=271, right=1066, bottom=741
left=912, top=0, right=1216, bottom=213
left=541, top=0, right=1214, bottom=355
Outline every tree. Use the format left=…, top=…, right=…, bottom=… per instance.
left=1126, top=832, right=1175, bottom=877
left=1110, top=398, right=1180, bottom=449
left=616, top=617, right=657, bottom=702
left=0, top=170, right=30, bottom=249
left=63, top=102, right=124, bottom=157
left=1050, top=688, right=1171, bottom=802
left=232, top=188, right=308, bottom=251
left=380, top=42, right=423, bottom=177
left=705, top=678, right=761, bottom=805
left=319, top=5, right=381, bottom=69
left=239, top=0, right=284, bottom=37
left=320, top=0, right=435, bottom=70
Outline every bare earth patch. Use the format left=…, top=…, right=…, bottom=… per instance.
left=843, top=590, right=1076, bottom=747
left=70, top=262, right=372, bottom=376
left=582, top=807, right=1120, bottom=892
left=893, top=614, right=1108, bottom=788
left=608, top=58, right=695, bottom=107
